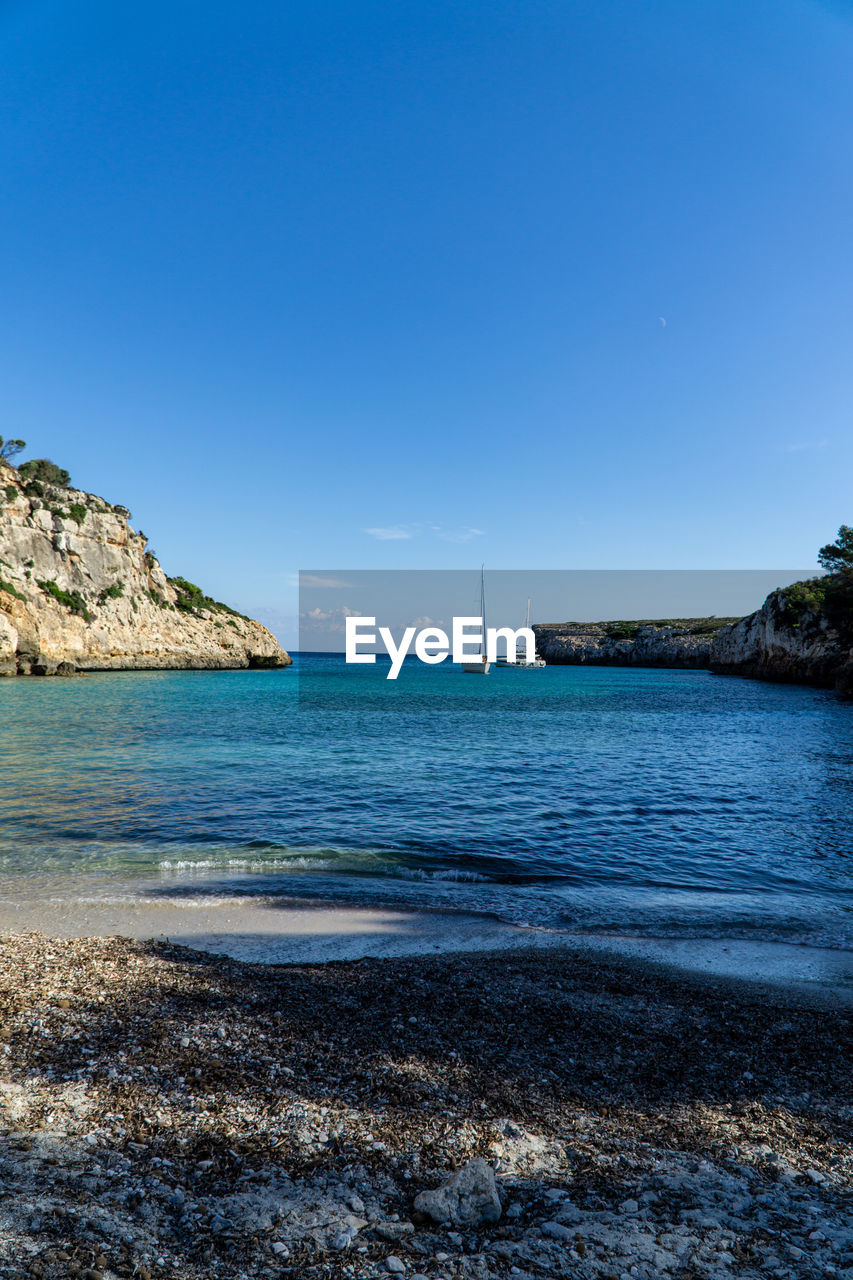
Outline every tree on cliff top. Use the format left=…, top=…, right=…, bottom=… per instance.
left=17, top=458, right=71, bottom=487
left=0, top=436, right=26, bottom=462
left=818, top=525, right=853, bottom=575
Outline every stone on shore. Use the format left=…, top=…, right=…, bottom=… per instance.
left=414, top=1157, right=502, bottom=1226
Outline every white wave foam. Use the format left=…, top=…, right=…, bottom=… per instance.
left=391, top=866, right=490, bottom=883
left=158, top=856, right=337, bottom=872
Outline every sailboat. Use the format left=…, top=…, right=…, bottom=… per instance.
left=496, top=598, right=546, bottom=668
left=462, top=565, right=490, bottom=674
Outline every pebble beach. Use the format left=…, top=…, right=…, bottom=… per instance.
left=0, top=934, right=849, bottom=1280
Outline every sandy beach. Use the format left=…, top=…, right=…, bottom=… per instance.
left=0, top=888, right=851, bottom=1000
left=0, top=932, right=849, bottom=1280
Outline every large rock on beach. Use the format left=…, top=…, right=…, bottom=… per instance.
left=414, top=1157, right=501, bottom=1226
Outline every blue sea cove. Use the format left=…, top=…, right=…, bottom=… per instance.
left=1, top=654, right=851, bottom=950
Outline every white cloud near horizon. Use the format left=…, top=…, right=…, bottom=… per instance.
left=300, top=604, right=364, bottom=634
left=364, top=525, right=414, bottom=540
left=298, top=574, right=355, bottom=588
left=363, top=523, right=485, bottom=543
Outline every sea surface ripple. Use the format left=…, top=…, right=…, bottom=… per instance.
left=0, top=655, right=851, bottom=949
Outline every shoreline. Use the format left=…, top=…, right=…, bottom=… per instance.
left=0, top=888, right=850, bottom=1005
left=0, top=934, right=848, bottom=1279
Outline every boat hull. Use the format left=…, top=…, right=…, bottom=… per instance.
left=496, top=656, right=546, bottom=668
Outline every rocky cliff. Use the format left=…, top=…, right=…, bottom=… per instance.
left=0, top=459, right=290, bottom=675
left=533, top=594, right=853, bottom=697
left=533, top=619, right=735, bottom=669
left=711, top=583, right=853, bottom=696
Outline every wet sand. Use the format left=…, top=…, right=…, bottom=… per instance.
left=0, top=886, right=849, bottom=1003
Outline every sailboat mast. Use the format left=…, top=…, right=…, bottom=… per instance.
left=480, top=565, right=487, bottom=656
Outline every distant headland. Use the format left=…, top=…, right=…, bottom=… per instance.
left=535, top=527, right=853, bottom=697
left=0, top=441, right=290, bottom=675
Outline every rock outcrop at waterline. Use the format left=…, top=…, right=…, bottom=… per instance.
left=534, top=598, right=853, bottom=696
left=533, top=619, right=735, bottom=669
left=0, top=460, right=290, bottom=675
left=711, top=585, right=853, bottom=696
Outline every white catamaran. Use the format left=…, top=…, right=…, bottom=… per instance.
left=496, top=598, right=546, bottom=668
left=462, top=565, right=490, bottom=674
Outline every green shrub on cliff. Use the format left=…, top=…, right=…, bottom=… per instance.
left=685, top=618, right=732, bottom=635
left=597, top=618, right=737, bottom=638
left=37, top=578, right=92, bottom=622
left=781, top=526, right=853, bottom=639
left=98, top=581, right=124, bottom=604
left=4, top=485, right=17, bottom=502
left=68, top=503, right=86, bottom=526
left=780, top=579, right=827, bottom=628
left=170, top=577, right=207, bottom=613
left=0, top=578, right=26, bottom=601
left=169, top=576, right=248, bottom=620
left=18, top=458, right=71, bottom=487
left=605, top=621, right=640, bottom=640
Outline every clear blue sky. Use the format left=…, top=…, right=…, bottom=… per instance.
left=2, top=1, right=850, bottom=643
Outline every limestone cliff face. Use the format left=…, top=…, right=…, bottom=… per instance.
left=0, top=460, right=290, bottom=675
left=532, top=598, right=852, bottom=696
left=710, top=589, right=853, bottom=696
left=533, top=622, right=720, bottom=669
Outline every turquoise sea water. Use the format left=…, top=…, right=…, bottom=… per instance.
left=0, top=654, right=851, bottom=948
